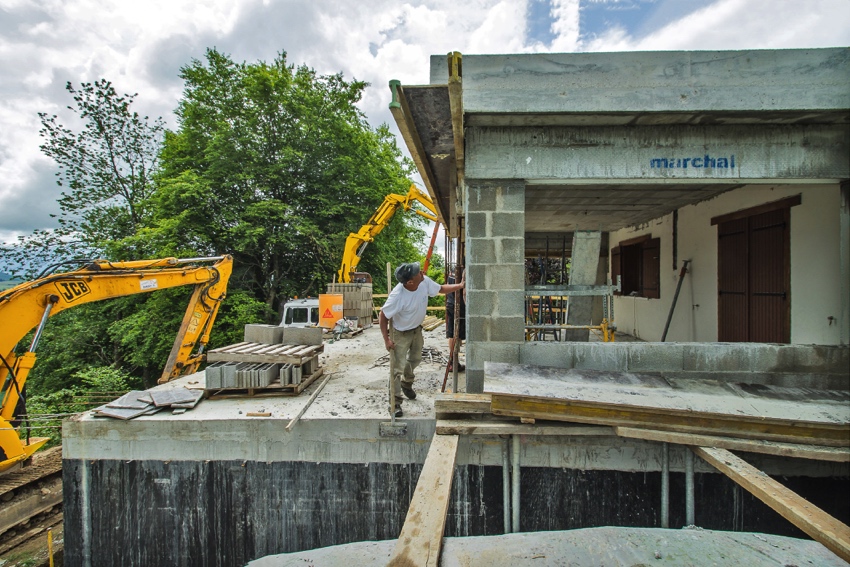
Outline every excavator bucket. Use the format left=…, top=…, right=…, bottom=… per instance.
left=0, top=417, right=49, bottom=474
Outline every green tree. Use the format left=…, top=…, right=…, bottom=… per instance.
left=155, top=49, right=421, bottom=316
left=1, top=80, right=165, bottom=276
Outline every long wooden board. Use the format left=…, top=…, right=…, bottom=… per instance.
left=438, top=419, right=613, bottom=437
left=207, top=342, right=323, bottom=364
left=433, top=393, right=492, bottom=416
left=388, top=434, right=459, bottom=567
left=490, top=394, right=849, bottom=447
left=694, top=447, right=850, bottom=563
left=615, top=427, right=850, bottom=462
left=485, top=362, right=850, bottom=447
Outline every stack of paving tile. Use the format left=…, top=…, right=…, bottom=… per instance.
left=95, top=387, right=204, bottom=419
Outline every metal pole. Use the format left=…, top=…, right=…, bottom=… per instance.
left=685, top=448, right=695, bottom=526
left=661, top=442, right=670, bottom=528
left=511, top=435, right=521, bottom=533
left=503, top=437, right=511, bottom=533
left=661, top=260, right=690, bottom=342
left=29, top=295, right=59, bottom=352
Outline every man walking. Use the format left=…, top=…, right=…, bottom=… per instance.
left=380, top=262, right=465, bottom=417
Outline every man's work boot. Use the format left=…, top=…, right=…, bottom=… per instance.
left=401, top=384, right=417, bottom=400
left=391, top=406, right=403, bottom=418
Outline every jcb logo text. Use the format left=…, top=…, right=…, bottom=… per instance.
left=55, top=281, right=92, bottom=302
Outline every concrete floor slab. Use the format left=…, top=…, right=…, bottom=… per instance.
left=247, top=526, right=847, bottom=566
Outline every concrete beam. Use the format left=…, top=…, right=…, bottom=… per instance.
left=466, top=124, right=850, bottom=182
left=431, top=49, right=850, bottom=116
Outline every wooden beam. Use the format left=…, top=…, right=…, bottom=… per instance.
left=490, top=394, right=850, bottom=447
left=438, top=419, right=613, bottom=437
left=615, top=427, right=850, bottom=463
left=693, top=446, right=850, bottom=563
left=434, top=393, right=492, bottom=416
left=388, top=434, right=459, bottom=567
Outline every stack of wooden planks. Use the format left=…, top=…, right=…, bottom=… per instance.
left=392, top=363, right=850, bottom=566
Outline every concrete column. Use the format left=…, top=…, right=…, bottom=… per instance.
left=465, top=179, right=526, bottom=393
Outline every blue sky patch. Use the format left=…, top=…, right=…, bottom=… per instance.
left=580, top=0, right=713, bottom=41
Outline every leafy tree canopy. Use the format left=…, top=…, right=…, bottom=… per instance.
left=154, top=49, right=422, bottom=311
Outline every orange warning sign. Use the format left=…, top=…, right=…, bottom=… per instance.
left=318, top=294, right=343, bottom=329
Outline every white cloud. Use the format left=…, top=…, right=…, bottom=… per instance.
left=0, top=0, right=847, bottom=243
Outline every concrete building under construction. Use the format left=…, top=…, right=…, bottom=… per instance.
left=62, top=47, right=850, bottom=565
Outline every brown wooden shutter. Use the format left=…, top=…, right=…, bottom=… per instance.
left=641, top=238, right=660, bottom=299
left=718, top=218, right=749, bottom=342
left=749, top=208, right=790, bottom=343
left=610, top=246, right=621, bottom=295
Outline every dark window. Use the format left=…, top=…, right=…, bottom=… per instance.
left=611, top=236, right=660, bottom=299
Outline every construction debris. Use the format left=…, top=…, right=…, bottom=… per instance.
left=95, top=387, right=204, bottom=419
left=371, top=346, right=448, bottom=368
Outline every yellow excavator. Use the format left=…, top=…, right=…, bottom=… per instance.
left=338, top=184, right=439, bottom=283
left=0, top=255, right=232, bottom=473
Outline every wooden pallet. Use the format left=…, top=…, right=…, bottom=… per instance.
left=422, top=315, right=445, bottom=331
left=204, top=367, right=324, bottom=399
left=207, top=342, right=324, bottom=364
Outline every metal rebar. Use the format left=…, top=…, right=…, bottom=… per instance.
left=661, top=442, right=670, bottom=528
left=685, top=448, right=695, bottom=526
left=511, top=434, right=521, bottom=533
left=503, top=437, right=511, bottom=534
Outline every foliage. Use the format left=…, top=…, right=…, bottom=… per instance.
left=3, top=50, right=425, bottom=413
left=155, top=49, right=418, bottom=315
left=0, top=80, right=164, bottom=277
left=24, top=365, right=133, bottom=447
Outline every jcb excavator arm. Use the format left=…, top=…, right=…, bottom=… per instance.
left=338, top=185, right=439, bottom=283
left=0, top=255, right=232, bottom=473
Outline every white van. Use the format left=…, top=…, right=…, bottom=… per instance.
left=279, top=298, right=320, bottom=328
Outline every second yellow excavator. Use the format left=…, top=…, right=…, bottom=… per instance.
left=338, top=184, right=439, bottom=283
left=0, top=255, right=232, bottom=474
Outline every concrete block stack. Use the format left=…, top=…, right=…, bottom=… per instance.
left=326, top=283, right=373, bottom=328
left=244, top=324, right=284, bottom=344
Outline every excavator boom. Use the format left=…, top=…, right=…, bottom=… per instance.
left=338, top=185, right=439, bottom=283
left=0, top=255, right=232, bottom=473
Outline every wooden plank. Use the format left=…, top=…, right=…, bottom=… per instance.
left=490, top=394, right=850, bottom=447
left=615, top=427, right=850, bottom=462
left=434, top=393, right=492, bottom=416
left=693, top=446, right=850, bottom=563
left=437, top=419, right=614, bottom=437
left=388, top=434, right=459, bottom=567
left=485, top=363, right=849, bottom=427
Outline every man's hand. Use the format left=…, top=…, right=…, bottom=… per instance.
left=384, top=336, right=395, bottom=351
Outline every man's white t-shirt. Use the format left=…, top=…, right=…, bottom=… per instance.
left=382, top=276, right=442, bottom=331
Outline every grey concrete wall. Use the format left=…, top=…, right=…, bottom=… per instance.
left=430, top=49, right=850, bottom=115
left=465, top=124, right=850, bottom=182
left=63, top=457, right=849, bottom=566
left=516, top=342, right=850, bottom=390
left=465, top=180, right=526, bottom=392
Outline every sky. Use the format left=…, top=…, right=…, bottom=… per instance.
left=0, top=0, right=848, bottom=250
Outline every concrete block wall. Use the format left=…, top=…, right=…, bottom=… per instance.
left=245, top=324, right=283, bottom=344
left=515, top=342, right=850, bottom=390
left=282, top=326, right=323, bottom=346
left=466, top=180, right=526, bottom=392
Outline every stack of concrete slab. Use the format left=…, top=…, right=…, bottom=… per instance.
left=279, top=363, right=302, bottom=386
left=205, top=361, right=280, bottom=389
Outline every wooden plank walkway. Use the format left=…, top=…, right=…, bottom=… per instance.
left=388, top=434, right=459, bottom=567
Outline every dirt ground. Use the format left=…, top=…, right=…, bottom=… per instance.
left=306, top=323, right=463, bottom=419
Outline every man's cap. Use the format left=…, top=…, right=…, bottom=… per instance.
left=395, top=262, right=421, bottom=284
